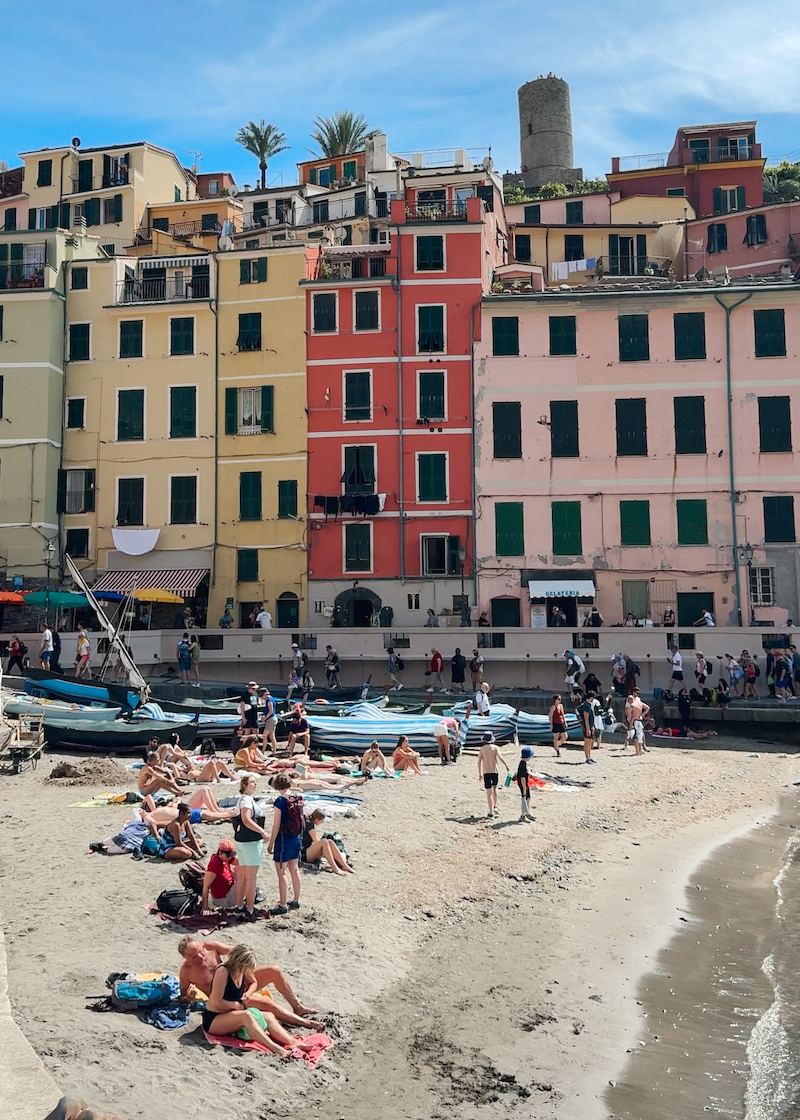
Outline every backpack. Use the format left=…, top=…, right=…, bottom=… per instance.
left=300, top=651, right=309, bottom=668
left=754, top=662, right=761, bottom=678
left=18, top=642, right=27, bottom=656
left=395, top=656, right=404, bottom=670
left=629, top=662, right=641, bottom=677
left=281, top=794, right=305, bottom=838
left=110, top=977, right=178, bottom=1011
left=155, top=888, right=198, bottom=919
left=178, top=860, right=206, bottom=894
left=470, top=657, right=481, bottom=672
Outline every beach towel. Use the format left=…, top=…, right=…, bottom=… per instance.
left=141, top=1003, right=192, bottom=1030
left=202, top=1028, right=333, bottom=1066
left=146, top=901, right=271, bottom=932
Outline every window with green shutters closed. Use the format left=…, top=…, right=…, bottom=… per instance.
left=550, top=400, right=579, bottom=457
left=69, top=323, right=90, bottom=362
left=313, top=293, right=337, bottom=332
left=169, top=386, right=197, bottom=439
left=71, top=266, right=88, bottom=290
left=239, top=471, right=262, bottom=520
left=676, top=499, right=708, bottom=545
left=343, top=160, right=357, bottom=181
left=237, top=312, right=262, bottom=351
left=418, top=371, right=445, bottom=420
left=417, top=453, right=447, bottom=502
left=754, top=309, right=786, bottom=357
left=565, top=200, right=583, bottom=224
left=82, top=197, right=101, bottom=227
left=117, top=478, right=144, bottom=526
left=344, top=371, right=371, bottom=421
left=674, top=396, right=707, bottom=454
left=416, top=235, right=444, bottom=271
left=66, top=398, right=85, bottom=430
left=618, top=314, right=649, bottom=362
left=673, top=312, right=706, bottom=360
left=237, top=548, right=258, bottom=582
left=354, top=290, right=379, bottom=331
left=240, top=257, right=268, bottom=284
left=170, top=476, right=197, bottom=524
left=523, top=204, right=541, bottom=224
left=615, top=398, right=647, bottom=456
left=758, top=396, right=792, bottom=452
left=492, top=316, right=519, bottom=356
left=37, top=159, right=52, bottom=187
left=345, top=523, right=371, bottom=571
left=224, top=386, right=274, bottom=434
left=3, top=208, right=16, bottom=231
left=763, top=496, right=796, bottom=542
left=492, top=401, right=522, bottom=458
left=495, top=502, right=524, bottom=556
left=620, top=500, right=651, bottom=546
left=551, top=501, right=582, bottom=555
left=418, top=306, right=444, bottom=352
left=170, top=317, right=194, bottom=356
left=515, top=234, right=531, bottom=262
left=278, top=480, right=298, bottom=519
left=549, top=315, right=576, bottom=356
left=342, top=446, right=375, bottom=494
left=119, top=320, right=143, bottom=359
left=117, top=389, right=144, bottom=441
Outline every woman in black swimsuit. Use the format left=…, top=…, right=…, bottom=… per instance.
left=549, top=693, right=568, bottom=758
left=201, top=945, right=299, bottom=1054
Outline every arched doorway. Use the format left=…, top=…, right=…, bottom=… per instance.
left=333, top=586, right=381, bottom=627
left=276, top=592, right=299, bottom=628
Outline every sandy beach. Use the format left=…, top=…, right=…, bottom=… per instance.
left=0, top=734, right=797, bottom=1120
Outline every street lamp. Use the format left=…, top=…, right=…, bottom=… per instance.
left=457, top=544, right=467, bottom=600
left=42, top=539, right=57, bottom=620
left=739, top=542, right=756, bottom=626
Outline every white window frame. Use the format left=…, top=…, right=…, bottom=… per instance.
left=208, top=180, right=219, bottom=196
left=749, top=565, right=774, bottom=606
left=69, top=321, right=92, bottom=363
left=420, top=533, right=450, bottom=576
left=115, top=386, right=146, bottom=443
left=237, top=386, right=263, bottom=434
left=168, top=382, right=199, bottom=440
left=341, top=442, right=378, bottom=494
left=311, top=290, right=338, bottom=335
left=116, top=475, right=147, bottom=527
left=721, top=187, right=742, bottom=213
left=168, top=313, right=196, bottom=358
left=64, top=526, right=91, bottom=560
left=413, top=232, right=446, bottom=274
left=168, top=471, right=199, bottom=526
left=416, top=368, right=448, bottom=421
left=102, top=196, right=117, bottom=225
left=118, top=317, right=145, bottom=360
left=64, top=467, right=93, bottom=515
left=342, top=369, right=373, bottom=423
left=343, top=521, right=373, bottom=574
left=415, top=450, right=449, bottom=505
left=65, top=396, right=87, bottom=430
left=416, top=303, right=447, bottom=355
left=352, top=288, right=381, bottom=333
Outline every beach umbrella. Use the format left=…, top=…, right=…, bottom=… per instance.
left=0, top=591, right=25, bottom=603
left=92, top=590, right=133, bottom=602
left=24, top=591, right=89, bottom=608
left=132, top=588, right=185, bottom=603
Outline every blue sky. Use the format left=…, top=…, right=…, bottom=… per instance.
left=3, top=0, right=799, bottom=187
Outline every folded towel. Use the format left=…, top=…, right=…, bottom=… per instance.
left=203, top=1028, right=333, bottom=1065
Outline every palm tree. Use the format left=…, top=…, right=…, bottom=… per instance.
left=311, top=111, right=370, bottom=158
left=235, top=120, right=289, bottom=189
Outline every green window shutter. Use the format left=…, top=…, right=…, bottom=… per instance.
left=551, top=501, right=582, bottom=555
left=343, top=160, right=357, bottom=180
left=549, top=315, right=577, bottom=356
left=69, top=323, right=90, bottom=362
left=117, top=388, right=144, bottom=441
left=239, top=259, right=251, bottom=285
left=256, top=256, right=267, bottom=283
left=514, top=234, right=531, bottom=262
left=755, top=213, right=767, bottom=243
left=84, top=198, right=100, bottom=226
left=636, top=234, right=647, bottom=273
left=550, top=400, right=579, bottom=457
left=673, top=312, right=706, bottom=360
left=416, top=235, right=444, bottom=270
left=78, top=160, right=92, bottom=192
left=170, top=476, right=197, bottom=524
left=736, top=186, right=746, bottom=210
left=117, top=478, right=144, bottom=525
left=60, top=202, right=70, bottom=228
left=260, top=385, right=274, bottom=432
left=418, top=453, right=447, bottom=502
left=278, top=479, right=298, bottom=519
left=615, top=398, right=648, bottom=456
left=56, top=470, right=67, bottom=514
left=46, top=205, right=59, bottom=229
left=354, top=290, right=379, bottom=331
left=754, top=309, right=786, bottom=357
left=345, top=523, right=371, bottom=571
left=119, top=320, right=143, bottom=359
left=618, top=314, right=649, bottom=362
left=66, top=398, right=85, bottom=429
left=170, top=317, right=194, bottom=355
left=492, top=401, right=522, bottom=458
left=620, top=500, right=651, bottom=546
left=758, top=396, right=792, bottom=452
left=237, top=548, right=259, bottom=582
left=9, top=244, right=22, bottom=262
left=225, top=387, right=237, bottom=435
left=713, top=188, right=723, bottom=215
left=170, top=386, right=197, bottom=439
left=152, top=217, right=169, bottom=232
left=523, top=204, right=540, bottom=224
left=564, top=233, right=584, bottom=261
left=342, top=446, right=375, bottom=494
left=491, top=316, right=519, bottom=356
left=345, top=371, right=371, bottom=421
left=313, top=293, right=337, bottom=332
left=308, top=167, right=317, bottom=185
left=113, top=194, right=122, bottom=222
left=237, top=312, right=261, bottom=351
left=763, top=496, right=796, bottom=543
left=565, top=200, right=583, bottom=224
left=4, top=208, right=16, bottom=232
left=418, top=371, right=445, bottom=420
left=674, top=396, right=707, bottom=454
left=174, top=185, right=182, bottom=202
left=418, top=305, right=445, bottom=352
left=608, top=232, right=620, bottom=273
left=676, top=499, right=708, bottom=545
left=37, top=159, right=52, bottom=187
left=28, top=208, right=37, bottom=230
left=239, top=471, right=262, bottom=520
left=495, top=502, right=524, bottom=556
left=102, top=154, right=112, bottom=188
left=84, top=469, right=96, bottom=513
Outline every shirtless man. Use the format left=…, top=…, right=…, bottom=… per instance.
left=625, top=688, right=651, bottom=757
left=177, top=937, right=324, bottom=1029
left=137, top=751, right=183, bottom=798
left=477, top=731, right=509, bottom=818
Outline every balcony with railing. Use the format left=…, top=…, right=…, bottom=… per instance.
left=71, top=170, right=130, bottom=194
left=314, top=254, right=389, bottom=281
left=392, top=147, right=489, bottom=170
left=614, top=144, right=761, bottom=174
left=115, top=274, right=210, bottom=304
left=595, top=253, right=673, bottom=279
left=0, top=262, right=51, bottom=290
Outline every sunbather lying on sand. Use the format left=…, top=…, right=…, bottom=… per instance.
left=175, top=756, right=236, bottom=783
left=178, top=937, right=323, bottom=1029
left=267, top=772, right=367, bottom=792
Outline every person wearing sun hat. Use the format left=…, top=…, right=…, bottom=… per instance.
left=515, top=746, right=536, bottom=822
left=202, top=837, right=240, bottom=912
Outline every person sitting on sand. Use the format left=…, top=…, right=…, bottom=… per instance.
left=234, top=735, right=269, bottom=775
left=360, top=741, right=390, bottom=775
left=137, top=752, right=184, bottom=798
left=202, top=838, right=240, bottom=911
left=286, top=709, right=311, bottom=756
left=200, top=944, right=312, bottom=1055
left=176, top=753, right=236, bottom=784
left=158, top=802, right=205, bottom=861
left=178, top=937, right=323, bottom=1029
left=301, top=809, right=355, bottom=875
left=392, top=735, right=424, bottom=776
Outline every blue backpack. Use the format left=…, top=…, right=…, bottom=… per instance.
left=111, top=976, right=179, bottom=1011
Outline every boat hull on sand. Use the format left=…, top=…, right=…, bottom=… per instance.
left=44, top=716, right=197, bottom=752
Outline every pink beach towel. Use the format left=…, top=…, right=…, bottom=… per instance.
left=202, top=1029, right=333, bottom=1066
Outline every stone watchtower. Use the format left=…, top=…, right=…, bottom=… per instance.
left=503, top=74, right=583, bottom=193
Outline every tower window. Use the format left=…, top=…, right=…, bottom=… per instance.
left=527, top=123, right=533, bottom=136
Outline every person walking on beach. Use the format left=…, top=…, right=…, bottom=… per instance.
left=477, top=731, right=509, bottom=818
left=516, top=746, right=536, bottom=822
left=387, top=646, right=403, bottom=691
left=474, top=681, right=491, bottom=715
left=549, top=693, right=567, bottom=757
left=5, top=635, right=26, bottom=676
left=450, top=647, right=467, bottom=692
left=324, top=645, right=341, bottom=690
left=189, top=634, right=201, bottom=684
left=625, top=688, right=651, bottom=757
left=39, top=622, right=53, bottom=670
left=267, top=772, right=304, bottom=915
left=177, top=632, right=192, bottom=685
left=667, top=644, right=683, bottom=694
left=239, top=681, right=260, bottom=734
left=470, top=649, right=484, bottom=688
left=579, top=691, right=598, bottom=764
left=259, top=687, right=278, bottom=755
left=721, top=653, right=744, bottom=698
left=429, top=649, right=446, bottom=691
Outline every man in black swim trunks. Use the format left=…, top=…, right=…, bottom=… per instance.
left=477, top=731, right=509, bottom=819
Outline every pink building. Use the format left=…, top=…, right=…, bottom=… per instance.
left=474, top=281, right=800, bottom=629
left=686, top=200, right=800, bottom=279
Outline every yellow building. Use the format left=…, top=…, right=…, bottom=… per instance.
left=130, top=196, right=243, bottom=257
left=213, top=244, right=314, bottom=626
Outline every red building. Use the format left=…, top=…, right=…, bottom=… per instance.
left=609, top=122, right=764, bottom=219
left=304, top=164, right=507, bottom=627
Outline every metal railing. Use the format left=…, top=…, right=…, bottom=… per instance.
left=0, top=263, right=47, bottom=290
left=616, top=153, right=670, bottom=172
left=617, top=145, right=758, bottom=172
left=595, top=254, right=673, bottom=279
left=404, top=200, right=469, bottom=222
left=392, top=147, right=488, bottom=169
left=170, top=218, right=222, bottom=238
left=115, top=275, right=210, bottom=303
left=71, top=171, right=129, bottom=193
left=317, top=256, right=388, bottom=281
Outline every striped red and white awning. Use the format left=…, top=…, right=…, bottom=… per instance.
left=91, top=569, right=208, bottom=596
